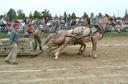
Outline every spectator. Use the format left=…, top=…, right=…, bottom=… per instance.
left=24, top=31, right=29, bottom=38
left=13, top=20, right=19, bottom=29
left=26, top=24, right=33, bottom=34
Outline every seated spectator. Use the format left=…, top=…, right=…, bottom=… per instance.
left=7, top=30, right=11, bottom=37
left=13, top=20, right=19, bottom=29
left=26, top=24, right=33, bottom=33
left=24, top=31, right=29, bottom=38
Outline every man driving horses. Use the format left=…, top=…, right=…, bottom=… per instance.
left=5, top=23, right=19, bottom=64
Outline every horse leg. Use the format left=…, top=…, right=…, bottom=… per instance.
left=78, top=45, right=83, bottom=55
left=117, top=27, right=121, bottom=33
left=78, top=44, right=86, bottom=55
left=49, top=46, right=59, bottom=51
left=91, top=39, right=97, bottom=58
left=54, top=44, right=68, bottom=60
left=47, top=48, right=55, bottom=57
left=46, top=45, right=60, bottom=57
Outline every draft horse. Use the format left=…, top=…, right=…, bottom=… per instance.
left=43, top=15, right=116, bottom=59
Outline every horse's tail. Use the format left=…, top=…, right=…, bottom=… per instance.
left=44, top=33, right=54, bottom=45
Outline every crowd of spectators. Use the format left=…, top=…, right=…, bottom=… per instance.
left=1, top=16, right=128, bottom=34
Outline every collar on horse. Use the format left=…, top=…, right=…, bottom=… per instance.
left=94, top=23, right=104, bottom=34
left=89, top=23, right=105, bottom=41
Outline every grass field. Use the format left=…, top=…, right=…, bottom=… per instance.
left=104, top=32, right=128, bottom=37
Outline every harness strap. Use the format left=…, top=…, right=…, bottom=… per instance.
left=89, top=27, right=94, bottom=46
left=96, top=23, right=104, bottom=40
left=65, top=24, right=105, bottom=45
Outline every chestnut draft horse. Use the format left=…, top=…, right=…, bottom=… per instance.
left=43, top=15, right=116, bottom=59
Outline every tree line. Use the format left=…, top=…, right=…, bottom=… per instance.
left=0, top=8, right=128, bottom=21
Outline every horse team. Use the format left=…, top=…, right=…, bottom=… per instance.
left=43, top=14, right=122, bottom=59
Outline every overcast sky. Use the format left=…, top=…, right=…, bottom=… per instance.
left=0, top=0, right=127, bottom=17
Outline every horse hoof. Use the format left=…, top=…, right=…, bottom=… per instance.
left=77, top=52, right=81, bottom=55
left=88, top=54, right=92, bottom=57
left=54, top=57, right=58, bottom=60
left=93, top=55, right=97, bottom=58
left=54, top=52, right=59, bottom=60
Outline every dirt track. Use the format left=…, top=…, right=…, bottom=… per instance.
left=0, top=37, right=128, bottom=84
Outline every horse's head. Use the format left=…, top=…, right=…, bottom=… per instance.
left=114, top=20, right=123, bottom=33
left=104, top=16, right=123, bottom=33
left=98, top=15, right=118, bottom=32
left=108, top=18, right=123, bottom=33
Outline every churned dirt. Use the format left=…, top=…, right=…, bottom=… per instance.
left=0, top=37, right=128, bottom=84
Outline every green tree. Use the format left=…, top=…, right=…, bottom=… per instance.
left=98, top=13, right=102, bottom=18
left=7, top=8, right=17, bottom=21
left=67, top=14, right=71, bottom=20
left=82, top=12, right=88, bottom=19
left=29, top=12, right=33, bottom=19
left=54, top=14, right=58, bottom=19
left=33, top=10, right=41, bottom=19
left=17, top=9, right=25, bottom=19
left=116, top=17, right=121, bottom=20
left=0, top=15, right=4, bottom=19
left=90, top=12, right=94, bottom=19
left=63, top=11, right=67, bottom=22
left=41, top=9, right=52, bottom=20
left=71, top=12, right=76, bottom=19
left=124, top=9, right=128, bottom=18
